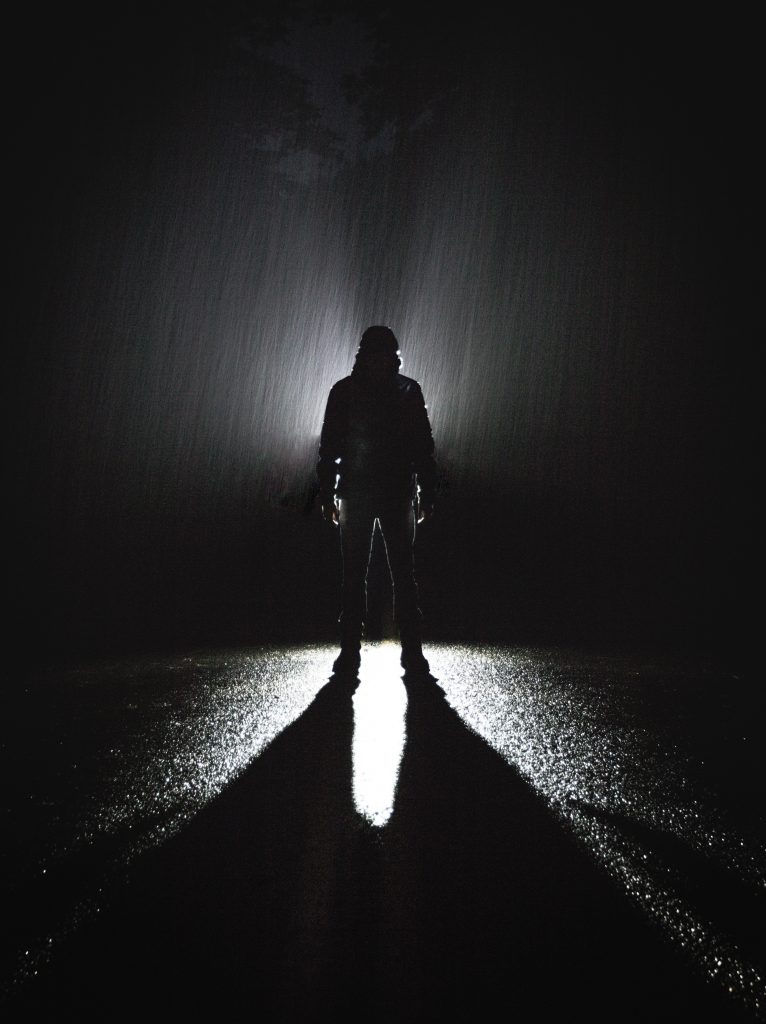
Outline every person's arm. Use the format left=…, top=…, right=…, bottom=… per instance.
left=317, top=382, right=345, bottom=524
left=409, top=383, right=437, bottom=521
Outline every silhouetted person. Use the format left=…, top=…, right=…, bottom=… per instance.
left=318, top=326, right=437, bottom=676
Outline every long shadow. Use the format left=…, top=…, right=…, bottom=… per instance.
left=387, top=676, right=755, bottom=1022
left=7, top=671, right=749, bottom=1021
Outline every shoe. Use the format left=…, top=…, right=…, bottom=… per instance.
left=400, top=646, right=430, bottom=675
left=333, top=646, right=361, bottom=676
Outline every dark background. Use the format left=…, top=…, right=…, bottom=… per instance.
left=7, top=3, right=759, bottom=668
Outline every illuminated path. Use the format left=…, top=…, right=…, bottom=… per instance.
left=2, top=643, right=763, bottom=1020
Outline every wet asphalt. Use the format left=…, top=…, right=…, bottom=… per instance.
left=1, top=642, right=763, bottom=1021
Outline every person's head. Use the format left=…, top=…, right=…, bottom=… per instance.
left=352, top=325, right=401, bottom=378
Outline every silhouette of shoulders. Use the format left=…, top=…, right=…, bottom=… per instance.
left=330, top=373, right=423, bottom=396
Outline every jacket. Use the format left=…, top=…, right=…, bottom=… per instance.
left=317, top=372, right=437, bottom=505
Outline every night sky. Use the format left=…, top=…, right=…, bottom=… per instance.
left=8, top=3, right=758, bottom=665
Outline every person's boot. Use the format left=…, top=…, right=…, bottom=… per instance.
left=399, top=626, right=430, bottom=675
left=333, top=621, right=362, bottom=676
left=332, top=643, right=361, bottom=676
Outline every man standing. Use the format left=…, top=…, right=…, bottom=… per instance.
left=317, top=326, right=437, bottom=676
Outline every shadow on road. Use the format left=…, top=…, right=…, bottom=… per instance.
left=9, top=671, right=748, bottom=1021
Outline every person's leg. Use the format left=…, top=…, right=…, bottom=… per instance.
left=377, top=496, right=429, bottom=673
left=335, top=495, right=375, bottom=672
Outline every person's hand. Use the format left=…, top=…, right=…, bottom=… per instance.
left=322, top=499, right=339, bottom=526
left=417, top=499, right=434, bottom=524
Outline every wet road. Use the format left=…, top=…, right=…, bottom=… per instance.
left=2, top=643, right=763, bottom=1020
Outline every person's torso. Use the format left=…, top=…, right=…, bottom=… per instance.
left=339, top=374, right=416, bottom=495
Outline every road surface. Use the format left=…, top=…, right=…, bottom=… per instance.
left=2, top=642, right=763, bottom=1020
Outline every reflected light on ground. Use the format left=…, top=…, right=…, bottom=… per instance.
left=10, top=642, right=763, bottom=1018
left=352, top=643, right=408, bottom=827
left=426, top=644, right=765, bottom=1018
left=7, top=644, right=336, bottom=992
